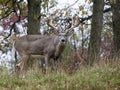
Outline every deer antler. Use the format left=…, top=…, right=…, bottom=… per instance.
left=66, top=15, right=80, bottom=34
left=46, top=18, right=58, bottom=30
left=45, top=17, right=59, bottom=34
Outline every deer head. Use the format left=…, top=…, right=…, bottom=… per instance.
left=46, top=14, right=80, bottom=44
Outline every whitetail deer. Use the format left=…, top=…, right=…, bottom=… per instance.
left=14, top=15, right=80, bottom=75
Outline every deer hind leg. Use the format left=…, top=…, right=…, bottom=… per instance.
left=15, top=54, right=29, bottom=77
left=44, top=55, right=51, bottom=74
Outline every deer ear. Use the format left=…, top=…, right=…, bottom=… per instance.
left=52, top=29, right=59, bottom=35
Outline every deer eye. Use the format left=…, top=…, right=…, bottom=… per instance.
left=64, top=35, right=67, bottom=37
left=59, top=34, right=61, bottom=36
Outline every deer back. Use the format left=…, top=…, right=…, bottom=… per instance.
left=14, top=34, right=66, bottom=58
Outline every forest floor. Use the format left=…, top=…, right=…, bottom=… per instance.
left=0, top=58, right=120, bottom=90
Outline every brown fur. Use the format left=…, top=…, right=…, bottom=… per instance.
left=14, top=34, right=67, bottom=75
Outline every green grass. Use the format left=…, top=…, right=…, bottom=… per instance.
left=0, top=61, right=120, bottom=90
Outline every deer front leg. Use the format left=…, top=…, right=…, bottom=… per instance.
left=15, top=60, right=21, bottom=77
left=15, top=55, right=29, bottom=77
left=44, top=55, right=50, bottom=74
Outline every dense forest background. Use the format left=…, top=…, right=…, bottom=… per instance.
left=0, top=0, right=120, bottom=89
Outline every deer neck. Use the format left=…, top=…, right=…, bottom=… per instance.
left=53, top=37, right=66, bottom=57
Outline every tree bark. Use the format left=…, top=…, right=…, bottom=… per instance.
left=27, top=0, right=41, bottom=34
left=87, top=0, right=104, bottom=65
left=112, top=0, right=120, bottom=57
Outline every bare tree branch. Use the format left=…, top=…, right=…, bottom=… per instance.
left=80, top=7, right=112, bottom=23
left=66, top=0, right=79, bottom=8
left=0, top=10, right=14, bottom=20
left=4, top=1, right=22, bottom=39
left=4, top=0, right=11, bottom=6
left=58, top=7, right=112, bottom=24
left=0, top=0, right=14, bottom=20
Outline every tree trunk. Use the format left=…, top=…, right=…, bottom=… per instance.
left=27, top=0, right=41, bottom=70
left=87, top=0, right=104, bottom=65
left=112, top=0, right=120, bottom=57
left=27, top=0, right=41, bottom=34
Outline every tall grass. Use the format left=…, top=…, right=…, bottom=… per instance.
left=0, top=59, right=120, bottom=90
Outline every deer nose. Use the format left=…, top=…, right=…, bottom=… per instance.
left=61, top=39, right=65, bottom=42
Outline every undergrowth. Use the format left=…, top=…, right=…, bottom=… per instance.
left=0, top=60, right=120, bottom=90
